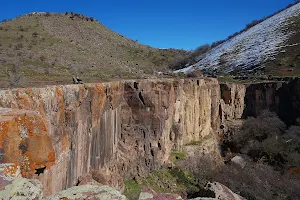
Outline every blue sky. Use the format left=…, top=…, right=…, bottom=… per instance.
left=0, top=0, right=295, bottom=50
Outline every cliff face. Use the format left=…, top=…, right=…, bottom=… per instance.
left=0, top=78, right=299, bottom=197
left=242, top=78, right=300, bottom=124
left=0, top=79, right=224, bottom=196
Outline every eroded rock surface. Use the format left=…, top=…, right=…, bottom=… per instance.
left=0, top=78, right=299, bottom=197
left=0, top=79, right=225, bottom=196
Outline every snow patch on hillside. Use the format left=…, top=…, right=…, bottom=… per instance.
left=176, top=3, right=300, bottom=74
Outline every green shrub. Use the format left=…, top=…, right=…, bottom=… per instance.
left=124, top=179, right=142, bottom=200
left=124, top=168, right=198, bottom=200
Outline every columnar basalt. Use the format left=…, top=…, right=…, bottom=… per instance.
left=0, top=79, right=222, bottom=196
left=0, top=78, right=299, bottom=197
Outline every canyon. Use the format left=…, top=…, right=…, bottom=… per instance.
left=0, top=78, right=299, bottom=198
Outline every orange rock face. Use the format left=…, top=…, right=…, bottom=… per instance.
left=0, top=109, right=55, bottom=178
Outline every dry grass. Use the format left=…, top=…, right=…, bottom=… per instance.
left=0, top=13, right=186, bottom=88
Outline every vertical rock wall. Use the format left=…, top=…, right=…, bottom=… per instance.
left=0, top=79, right=226, bottom=196
left=242, top=78, right=300, bottom=125
left=1, top=78, right=298, bottom=196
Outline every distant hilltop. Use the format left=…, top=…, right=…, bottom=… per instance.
left=0, top=11, right=186, bottom=88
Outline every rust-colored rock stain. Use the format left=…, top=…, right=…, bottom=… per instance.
left=0, top=121, right=9, bottom=148
left=0, top=110, right=56, bottom=178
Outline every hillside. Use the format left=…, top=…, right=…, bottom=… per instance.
left=0, top=12, right=186, bottom=88
left=176, top=3, right=300, bottom=77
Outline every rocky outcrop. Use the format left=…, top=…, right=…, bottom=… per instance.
left=0, top=177, right=43, bottom=200
left=0, top=78, right=299, bottom=197
left=242, top=78, right=300, bottom=125
left=190, top=182, right=246, bottom=200
left=47, top=185, right=127, bottom=200
left=219, top=84, right=246, bottom=121
left=0, top=176, right=127, bottom=200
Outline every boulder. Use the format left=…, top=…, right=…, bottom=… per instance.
left=0, top=177, right=43, bottom=199
left=0, top=173, right=127, bottom=200
left=231, top=156, right=247, bottom=168
left=47, top=185, right=127, bottom=200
